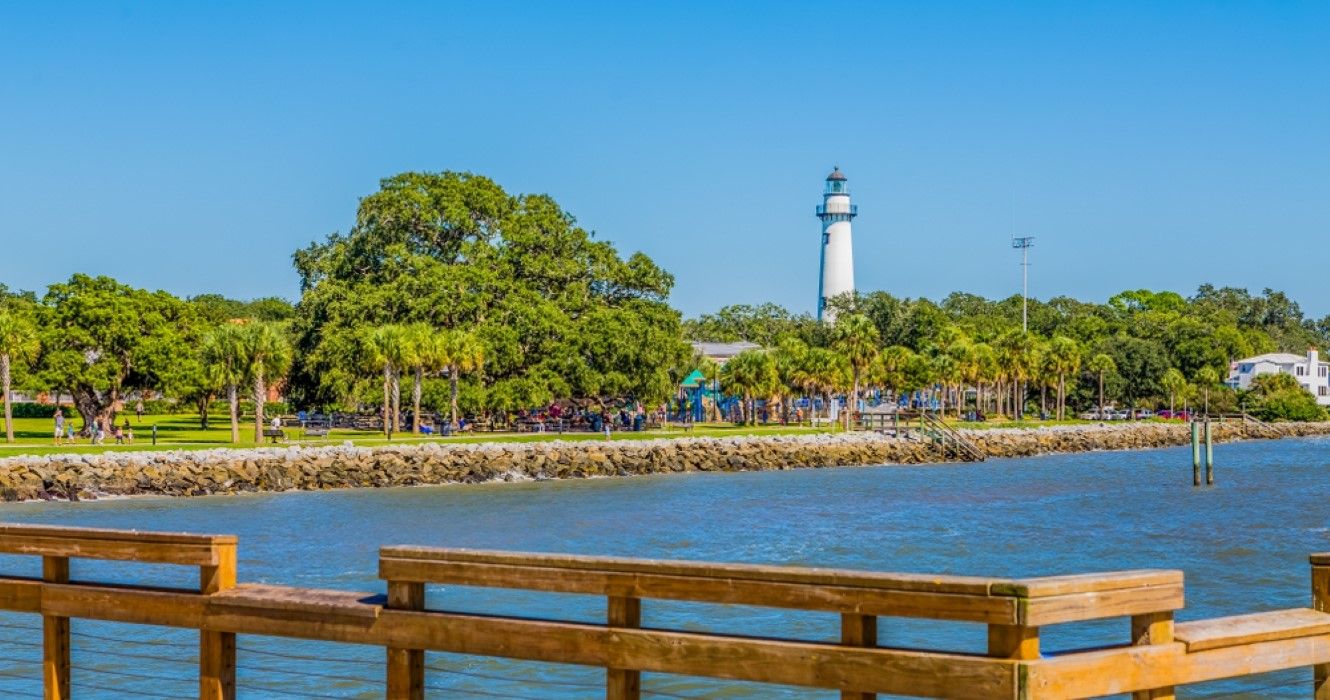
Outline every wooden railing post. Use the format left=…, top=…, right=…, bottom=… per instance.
left=988, top=623, right=1039, bottom=660
left=841, top=613, right=878, bottom=700
left=200, top=541, right=237, bottom=700
left=386, top=580, right=425, bottom=700
left=1312, top=555, right=1330, bottom=699
left=1130, top=611, right=1175, bottom=700
left=607, top=595, right=641, bottom=700
left=42, top=556, right=70, bottom=700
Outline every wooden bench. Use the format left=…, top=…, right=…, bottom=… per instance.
left=303, top=423, right=329, bottom=438
left=261, top=428, right=285, bottom=443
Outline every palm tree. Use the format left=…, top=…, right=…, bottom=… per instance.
left=772, top=337, right=809, bottom=424
left=949, top=339, right=983, bottom=418
left=877, top=345, right=915, bottom=407
left=792, top=347, right=845, bottom=422
left=831, top=314, right=881, bottom=430
left=1087, top=353, right=1117, bottom=419
left=201, top=324, right=248, bottom=443
left=969, top=342, right=998, bottom=416
left=1161, top=368, right=1186, bottom=416
left=0, top=310, right=39, bottom=443
left=996, top=331, right=1037, bottom=419
left=1046, top=336, right=1082, bottom=420
left=720, top=350, right=778, bottom=425
left=443, top=330, right=485, bottom=429
left=363, top=325, right=409, bottom=437
left=929, top=348, right=959, bottom=416
left=240, top=322, right=292, bottom=443
left=1196, top=366, right=1220, bottom=417
left=403, top=324, right=449, bottom=434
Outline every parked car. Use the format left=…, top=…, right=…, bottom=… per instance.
left=1109, top=409, right=1131, bottom=420
left=1158, top=409, right=1191, bottom=421
left=1135, top=409, right=1155, bottom=419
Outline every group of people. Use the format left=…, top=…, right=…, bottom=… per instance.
left=52, top=409, right=135, bottom=446
left=511, top=402, right=662, bottom=434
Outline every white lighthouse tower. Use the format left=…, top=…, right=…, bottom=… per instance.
left=816, top=167, right=857, bottom=323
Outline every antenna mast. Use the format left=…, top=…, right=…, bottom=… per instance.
left=1011, top=236, right=1035, bottom=333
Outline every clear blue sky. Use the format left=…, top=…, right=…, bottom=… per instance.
left=2, top=2, right=1328, bottom=318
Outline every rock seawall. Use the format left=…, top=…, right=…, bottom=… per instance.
left=2, top=422, right=1328, bottom=503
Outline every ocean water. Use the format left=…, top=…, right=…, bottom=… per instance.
left=1, top=436, right=1329, bottom=698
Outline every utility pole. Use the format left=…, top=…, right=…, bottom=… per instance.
left=1011, top=236, right=1035, bottom=333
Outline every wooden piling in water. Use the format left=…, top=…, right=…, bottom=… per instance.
left=1204, top=420, right=1214, bottom=486
left=1191, top=421, right=1200, bottom=487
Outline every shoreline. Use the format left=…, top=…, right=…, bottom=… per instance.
left=1, top=421, right=1327, bottom=503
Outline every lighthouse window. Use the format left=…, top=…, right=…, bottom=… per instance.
left=822, top=232, right=829, bottom=244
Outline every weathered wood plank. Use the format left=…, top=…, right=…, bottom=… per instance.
left=841, top=613, right=878, bottom=700
left=1174, top=608, right=1330, bottom=652
left=200, top=542, right=237, bottom=700
left=988, top=624, right=1039, bottom=660
left=0, top=576, right=43, bottom=612
left=1131, top=611, right=1175, bottom=700
left=607, top=596, right=641, bottom=700
left=386, top=581, right=425, bottom=700
left=42, top=583, right=209, bottom=629
left=0, top=523, right=237, bottom=546
left=42, top=557, right=70, bottom=700
left=1314, top=563, right=1330, bottom=700
left=35, top=578, right=1016, bottom=699
left=991, top=570, right=1183, bottom=598
left=1023, top=583, right=1184, bottom=626
left=209, top=583, right=383, bottom=621
left=380, top=546, right=1001, bottom=595
left=0, top=526, right=231, bottom=566
left=1026, top=634, right=1330, bottom=698
left=378, top=557, right=1019, bottom=623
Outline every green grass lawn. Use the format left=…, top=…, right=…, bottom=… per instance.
left=0, top=414, right=841, bottom=457
left=0, top=411, right=1193, bottom=459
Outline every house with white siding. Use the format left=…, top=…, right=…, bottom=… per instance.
left=1227, top=348, right=1330, bottom=406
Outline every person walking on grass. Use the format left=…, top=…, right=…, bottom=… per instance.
left=54, top=409, right=64, bottom=445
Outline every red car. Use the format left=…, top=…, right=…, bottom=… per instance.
left=1157, top=410, right=1191, bottom=421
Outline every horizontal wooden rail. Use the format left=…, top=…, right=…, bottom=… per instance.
left=379, top=546, right=1184, bottom=626
left=0, top=523, right=237, bottom=700
left=0, top=523, right=1328, bottom=699
left=0, top=523, right=235, bottom=566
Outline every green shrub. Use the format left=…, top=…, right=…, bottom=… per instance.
left=1254, top=389, right=1326, bottom=422
left=8, top=403, right=59, bottom=418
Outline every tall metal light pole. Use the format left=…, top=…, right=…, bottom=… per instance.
left=1012, top=236, right=1035, bottom=333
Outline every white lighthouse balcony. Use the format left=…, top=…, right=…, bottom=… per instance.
left=815, top=203, right=858, bottom=221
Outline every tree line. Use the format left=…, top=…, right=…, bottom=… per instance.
left=0, top=171, right=690, bottom=443
left=2, top=169, right=1327, bottom=445
left=687, top=288, right=1330, bottom=423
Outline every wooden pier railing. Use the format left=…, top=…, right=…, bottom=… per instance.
left=3, top=523, right=1330, bottom=698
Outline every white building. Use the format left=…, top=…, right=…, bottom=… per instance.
left=816, top=167, right=856, bottom=323
left=691, top=341, right=760, bottom=366
left=1227, top=348, right=1330, bottom=406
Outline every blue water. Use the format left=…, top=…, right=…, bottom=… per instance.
left=2, top=437, right=1330, bottom=698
